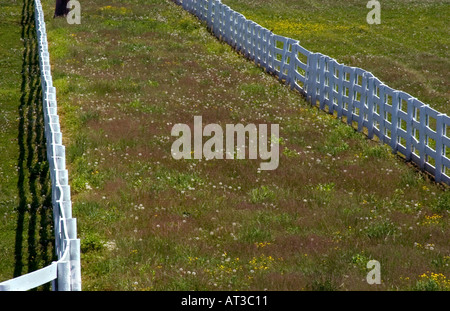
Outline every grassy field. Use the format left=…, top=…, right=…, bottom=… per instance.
left=0, top=0, right=448, bottom=291
left=223, top=0, right=450, bottom=115
left=0, top=0, right=54, bottom=290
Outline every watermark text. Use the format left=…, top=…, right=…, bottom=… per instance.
left=171, top=116, right=279, bottom=171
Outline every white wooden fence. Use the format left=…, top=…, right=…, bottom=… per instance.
left=174, top=0, right=450, bottom=184
left=0, top=0, right=81, bottom=291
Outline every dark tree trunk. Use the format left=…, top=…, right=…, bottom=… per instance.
left=54, top=0, right=70, bottom=17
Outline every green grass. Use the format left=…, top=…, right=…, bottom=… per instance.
left=223, top=0, right=450, bottom=115
left=1, top=0, right=448, bottom=291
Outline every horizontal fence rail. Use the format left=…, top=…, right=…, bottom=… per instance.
left=0, top=0, right=81, bottom=291
left=174, top=0, right=450, bottom=185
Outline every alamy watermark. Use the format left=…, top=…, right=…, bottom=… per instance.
left=67, top=0, right=81, bottom=24
left=366, top=260, right=381, bottom=284
left=170, top=116, right=280, bottom=171
left=367, top=0, right=381, bottom=24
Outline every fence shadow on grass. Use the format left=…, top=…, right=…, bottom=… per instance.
left=14, top=0, right=54, bottom=291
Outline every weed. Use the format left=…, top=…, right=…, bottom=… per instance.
left=240, top=83, right=266, bottom=97
left=81, top=232, right=105, bottom=253
left=308, top=278, right=337, bottom=291
left=80, top=109, right=100, bottom=125
left=399, top=169, right=423, bottom=188
left=147, top=80, right=160, bottom=87
left=350, top=252, right=372, bottom=275
left=67, top=133, right=88, bottom=162
left=432, top=192, right=450, bottom=214
left=365, top=220, right=396, bottom=239
left=319, top=123, right=356, bottom=156
left=282, top=147, right=300, bottom=158
left=363, top=144, right=390, bottom=159
left=412, top=272, right=450, bottom=291
left=249, top=186, right=276, bottom=204
left=241, top=226, right=272, bottom=244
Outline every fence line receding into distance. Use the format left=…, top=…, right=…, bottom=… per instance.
left=0, top=0, right=81, bottom=291
left=174, top=0, right=450, bottom=185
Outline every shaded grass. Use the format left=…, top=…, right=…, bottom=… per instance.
left=0, top=0, right=54, bottom=289
left=0, top=0, right=24, bottom=283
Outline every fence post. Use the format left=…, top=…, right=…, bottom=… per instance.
left=327, top=59, right=336, bottom=115
left=251, top=21, right=257, bottom=62
left=305, top=53, right=318, bottom=106
left=317, top=55, right=326, bottom=111
left=358, top=72, right=368, bottom=132
left=235, top=14, right=242, bottom=52
left=390, top=91, right=400, bottom=153
left=366, top=77, right=375, bottom=139
left=378, top=84, right=386, bottom=144
left=254, top=24, right=261, bottom=66
left=267, top=30, right=274, bottom=73
left=213, top=0, right=220, bottom=37
left=207, top=0, right=213, bottom=30
left=336, top=64, right=344, bottom=119
left=346, top=67, right=356, bottom=126
left=405, top=97, right=415, bottom=161
left=223, top=6, right=230, bottom=45
left=287, top=43, right=298, bottom=90
left=70, top=238, right=82, bottom=291
left=57, top=261, right=71, bottom=291
left=418, top=104, right=427, bottom=169
left=435, top=114, right=444, bottom=183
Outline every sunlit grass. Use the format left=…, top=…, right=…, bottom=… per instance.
left=224, top=0, right=450, bottom=115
